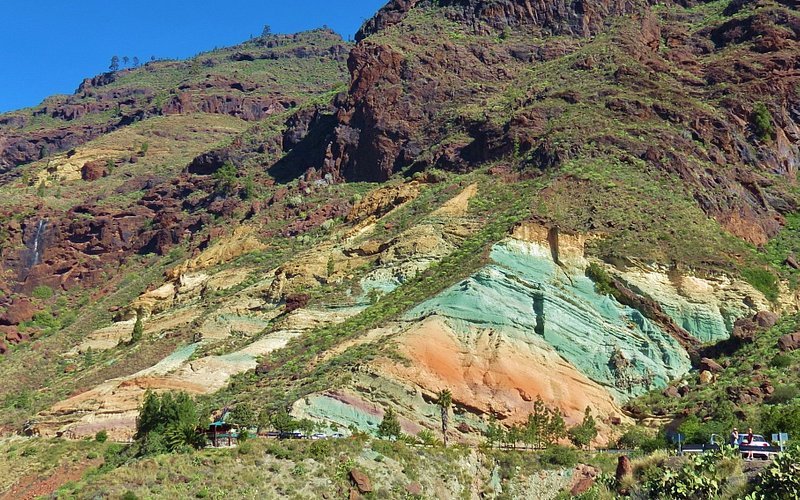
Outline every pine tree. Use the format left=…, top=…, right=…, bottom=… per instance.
left=109, top=55, right=120, bottom=72
left=122, top=56, right=129, bottom=67
left=378, top=406, right=402, bottom=440
left=230, top=402, right=256, bottom=429
left=271, top=411, right=298, bottom=434
left=130, top=312, right=144, bottom=344
left=568, top=407, right=598, bottom=449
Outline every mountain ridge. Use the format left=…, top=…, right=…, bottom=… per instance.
left=0, top=1, right=799, bottom=497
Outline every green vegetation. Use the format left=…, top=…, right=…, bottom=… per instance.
left=568, top=407, right=599, bottom=450
left=585, top=262, right=618, bottom=299
left=31, top=285, right=54, bottom=300
left=636, top=447, right=745, bottom=499
left=212, top=161, right=239, bottom=196
left=750, top=445, right=800, bottom=499
left=129, top=313, right=143, bottom=344
left=435, top=389, right=452, bottom=446
left=751, top=103, right=776, bottom=141
left=629, top=313, right=800, bottom=448
left=741, top=266, right=779, bottom=303
left=135, top=391, right=207, bottom=454
left=377, top=406, right=402, bottom=440
left=484, top=397, right=568, bottom=450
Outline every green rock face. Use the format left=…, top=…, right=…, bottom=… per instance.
left=406, top=239, right=692, bottom=401
left=619, top=274, right=759, bottom=344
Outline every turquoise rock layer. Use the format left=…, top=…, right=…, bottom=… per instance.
left=406, top=240, right=692, bottom=401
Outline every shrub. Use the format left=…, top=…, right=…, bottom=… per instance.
left=122, top=492, right=138, bottom=500
left=585, top=262, right=617, bottom=298
left=640, top=447, right=743, bottom=499
left=309, top=439, right=332, bottom=460
left=270, top=411, right=298, bottom=434
left=213, top=161, right=238, bottom=196
left=377, top=406, right=402, bottom=440
left=129, top=314, right=144, bottom=344
left=750, top=445, right=800, bottom=499
left=770, top=354, right=793, bottom=369
left=540, top=445, right=578, bottom=467
left=768, top=385, right=799, bottom=405
left=617, top=426, right=652, bottom=450
left=229, top=402, right=257, bottom=428
left=416, top=429, right=440, bottom=446
left=136, top=390, right=206, bottom=453
left=95, top=430, right=108, bottom=443
left=761, top=400, right=800, bottom=438
left=568, top=407, right=598, bottom=449
left=741, top=267, right=779, bottom=302
left=31, top=285, right=54, bottom=300
left=751, top=103, right=776, bottom=141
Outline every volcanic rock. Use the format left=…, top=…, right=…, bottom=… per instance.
left=80, top=160, right=109, bottom=181
left=349, top=469, right=372, bottom=493
left=0, top=298, right=36, bottom=325
left=699, top=358, right=724, bottom=373
left=778, top=332, right=800, bottom=352
left=754, top=310, right=778, bottom=328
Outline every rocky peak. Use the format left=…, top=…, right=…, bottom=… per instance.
left=357, top=0, right=650, bottom=41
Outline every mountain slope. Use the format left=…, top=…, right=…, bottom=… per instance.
left=0, top=0, right=798, bottom=484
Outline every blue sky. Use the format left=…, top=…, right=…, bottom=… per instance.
left=0, top=0, right=386, bottom=113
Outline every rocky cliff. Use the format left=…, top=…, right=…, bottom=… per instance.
left=0, top=0, right=798, bottom=457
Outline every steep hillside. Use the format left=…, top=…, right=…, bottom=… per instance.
left=1, top=0, right=800, bottom=497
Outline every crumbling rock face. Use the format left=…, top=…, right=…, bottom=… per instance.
left=357, top=0, right=647, bottom=41
left=0, top=173, right=227, bottom=296
left=305, top=0, right=800, bottom=248
left=160, top=93, right=289, bottom=121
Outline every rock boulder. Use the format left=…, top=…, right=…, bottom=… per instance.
left=81, top=160, right=109, bottom=181
left=349, top=469, right=372, bottom=494
left=778, top=332, right=800, bottom=351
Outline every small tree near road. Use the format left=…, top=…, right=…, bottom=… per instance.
left=378, top=406, right=402, bottom=440
left=568, top=407, right=598, bottom=450
left=271, top=411, right=298, bottom=435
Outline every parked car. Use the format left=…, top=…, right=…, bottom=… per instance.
left=736, top=434, right=774, bottom=460
left=311, top=433, right=327, bottom=440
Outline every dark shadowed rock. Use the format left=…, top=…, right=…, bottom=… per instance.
left=663, top=385, right=681, bottom=398
left=700, top=357, right=724, bottom=373
left=0, top=298, right=36, bottom=325
left=284, top=293, right=310, bottom=313
left=732, top=318, right=758, bottom=343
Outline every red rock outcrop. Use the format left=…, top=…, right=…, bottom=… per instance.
left=81, top=160, right=109, bottom=181
left=301, top=0, right=799, bottom=248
